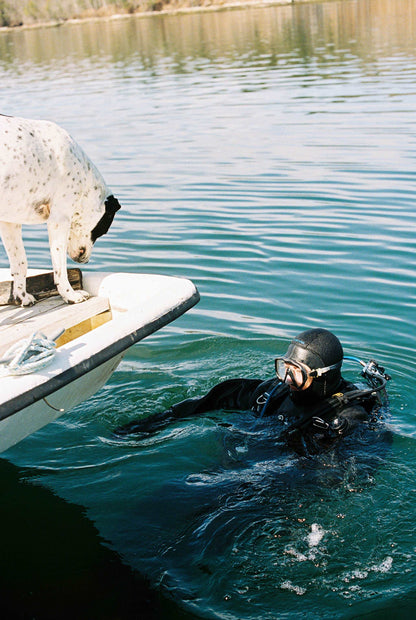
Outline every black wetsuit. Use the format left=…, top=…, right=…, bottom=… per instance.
left=118, top=376, right=379, bottom=456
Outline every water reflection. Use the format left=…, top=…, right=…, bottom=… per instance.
left=0, top=457, right=183, bottom=620
left=1, top=0, right=416, bottom=73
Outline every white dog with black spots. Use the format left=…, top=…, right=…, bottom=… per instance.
left=0, top=115, right=120, bottom=305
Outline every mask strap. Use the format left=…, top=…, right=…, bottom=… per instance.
left=309, top=360, right=342, bottom=378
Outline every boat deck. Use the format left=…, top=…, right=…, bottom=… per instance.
left=0, top=295, right=111, bottom=358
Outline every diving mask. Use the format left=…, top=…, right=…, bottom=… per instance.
left=275, top=357, right=342, bottom=391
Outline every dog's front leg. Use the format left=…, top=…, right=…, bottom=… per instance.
left=47, top=220, right=90, bottom=304
left=0, top=222, right=36, bottom=306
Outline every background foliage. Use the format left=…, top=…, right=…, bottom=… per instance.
left=0, top=0, right=222, bottom=27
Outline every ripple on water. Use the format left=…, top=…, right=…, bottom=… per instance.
left=2, top=1, right=416, bottom=619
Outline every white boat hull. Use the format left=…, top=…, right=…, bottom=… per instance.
left=0, top=354, right=123, bottom=453
left=0, top=270, right=199, bottom=453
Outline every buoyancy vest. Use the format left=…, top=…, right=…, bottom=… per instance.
left=252, top=377, right=379, bottom=448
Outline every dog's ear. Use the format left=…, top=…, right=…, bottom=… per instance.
left=91, top=195, right=121, bottom=243
left=105, top=195, right=122, bottom=214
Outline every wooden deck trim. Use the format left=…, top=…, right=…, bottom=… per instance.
left=0, top=269, right=82, bottom=305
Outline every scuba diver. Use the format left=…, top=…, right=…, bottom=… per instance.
left=117, top=328, right=390, bottom=456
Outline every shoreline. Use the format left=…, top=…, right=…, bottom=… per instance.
left=0, top=0, right=317, bottom=32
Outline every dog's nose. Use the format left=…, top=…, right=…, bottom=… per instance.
left=77, top=247, right=88, bottom=262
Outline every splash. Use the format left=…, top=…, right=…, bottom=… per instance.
left=307, top=523, right=325, bottom=548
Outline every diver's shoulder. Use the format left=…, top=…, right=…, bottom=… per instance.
left=339, top=378, right=359, bottom=393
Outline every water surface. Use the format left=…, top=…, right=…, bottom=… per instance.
left=1, top=1, right=416, bottom=618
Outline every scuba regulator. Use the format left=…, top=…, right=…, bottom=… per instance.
left=344, top=356, right=391, bottom=403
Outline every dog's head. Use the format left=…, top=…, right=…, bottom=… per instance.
left=68, top=194, right=121, bottom=264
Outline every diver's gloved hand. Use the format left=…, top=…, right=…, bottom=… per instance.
left=114, top=408, right=175, bottom=437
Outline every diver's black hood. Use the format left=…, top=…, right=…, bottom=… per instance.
left=285, top=328, right=343, bottom=402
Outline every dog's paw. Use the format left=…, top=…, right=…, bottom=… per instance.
left=60, top=288, right=90, bottom=304
left=14, top=292, right=36, bottom=307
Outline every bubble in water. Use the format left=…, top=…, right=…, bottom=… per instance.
left=370, top=556, right=393, bottom=573
left=280, top=580, right=307, bottom=596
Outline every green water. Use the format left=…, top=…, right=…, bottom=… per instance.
left=1, top=1, right=416, bottom=617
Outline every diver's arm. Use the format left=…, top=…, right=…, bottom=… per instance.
left=115, top=378, right=264, bottom=436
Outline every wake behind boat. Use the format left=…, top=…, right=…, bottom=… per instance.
left=0, top=268, right=199, bottom=454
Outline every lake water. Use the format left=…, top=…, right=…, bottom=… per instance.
left=1, top=0, right=416, bottom=618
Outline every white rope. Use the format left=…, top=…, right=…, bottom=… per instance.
left=0, top=331, right=62, bottom=377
